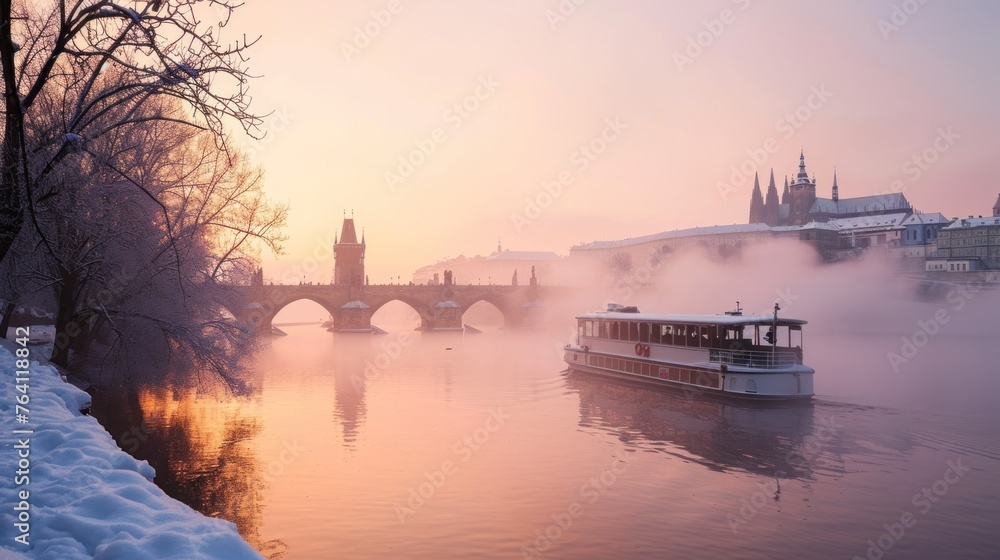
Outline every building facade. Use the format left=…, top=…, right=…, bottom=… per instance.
left=928, top=216, right=1000, bottom=271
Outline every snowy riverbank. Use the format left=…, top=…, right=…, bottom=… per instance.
left=0, top=335, right=263, bottom=559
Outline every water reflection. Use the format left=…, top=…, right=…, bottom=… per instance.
left=91, top=386, right=287, bottom=558
left=330, top=337, right=369, bottom=449
left=563, top=372, right=831, bottom=480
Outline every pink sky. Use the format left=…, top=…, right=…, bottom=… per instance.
left=224, top=1, right=1000, bottom=283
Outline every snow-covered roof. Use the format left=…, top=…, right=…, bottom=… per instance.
left=827, top=213, right=909, bottom=232
left=574, top=223, right=772, bottom=251
left=901, top=212, right=950, bottom=226
left=943, top=216, right=1000, bottom=229
left=486, top=250, right=562, bottom=261
left=772, top=221, right=838, bottom=232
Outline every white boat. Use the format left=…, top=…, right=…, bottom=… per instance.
left=563, top=302, right=814, bottom=400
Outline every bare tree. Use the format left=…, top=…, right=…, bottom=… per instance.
left=0, top=0, right=262, bottom=265
left=5, top=77, right=286, bottom=391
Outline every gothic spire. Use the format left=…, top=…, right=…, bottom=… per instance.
left=832, top=168, right=839, bottom=202
left=749, top=172, right=765, bottom=224
left=764, top=168, right=780, bottom=225
left=797, top=150, right=809, bottom=183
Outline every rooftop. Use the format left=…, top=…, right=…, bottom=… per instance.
left=943, top=216, right=1000, bottom=229
left=809, top=193, right=911, bottom=215
left=574, top=223, right=772, bottom=251
left=827, top=213, right=910, bottom=231
left=901, top=212, right=951, bottom=226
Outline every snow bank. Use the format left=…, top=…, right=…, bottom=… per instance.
left=0, top=341, right=263, bottom=559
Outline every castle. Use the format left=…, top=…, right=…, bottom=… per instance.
left=749, top=151, right=912, bottom=226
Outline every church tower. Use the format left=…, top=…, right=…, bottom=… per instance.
left=993, top=193, right=1000, bottom=217
left=782, top=176, right=790, bottom=205
left=333, top=213, right=366, bottom=286
left=832, top=168, right=839, bottom=202
left=764, top=169, right=780, bottom=225
left=787, top=151, right=817, bottom=225
left=748, top=172, right=765, bottom=224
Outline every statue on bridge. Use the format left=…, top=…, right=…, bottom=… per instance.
left=512, top=269, right=518, bottom=287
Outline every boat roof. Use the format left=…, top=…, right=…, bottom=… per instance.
left=575, top=311, right=807, bottom=326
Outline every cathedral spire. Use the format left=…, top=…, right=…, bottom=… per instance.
left=749, top=172, right=765, bottom=224
left=782, top=175, right=790, bottom=204
left=764, top=168, right=780, bottom=225
left=832, top=168, right=839, bottom=202
left=797, top=150, right=809, bottom=183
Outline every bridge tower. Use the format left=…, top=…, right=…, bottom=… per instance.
left=333, top=214, right=366, bottom=286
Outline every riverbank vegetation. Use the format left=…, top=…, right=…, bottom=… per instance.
left=0, top=1, right=286, bottom=391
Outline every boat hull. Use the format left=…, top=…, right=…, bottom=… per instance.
left=563, top=345, right=813, bottom=401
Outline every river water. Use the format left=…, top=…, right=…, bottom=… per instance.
left=93, top=315, right=1000, bottom=560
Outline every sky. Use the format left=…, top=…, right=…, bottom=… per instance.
left=221, top=1, right=1000, bottom=284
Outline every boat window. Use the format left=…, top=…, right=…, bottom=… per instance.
left=790, top=325, right=803, bottom=350
left=689, top=326, right=700, bottom=347
left=699, top=326, right=709, bottom=348
left=602, top=321, right=611, bottom=339
left=584, top=321, right=593, bottom=337
left=661, top=324, right=673, bottom=345
left=674, top=325, right=686, bottom=346
left=649, top=323, right=662, bottom=345
left=629, top=322, right=639, bottom=342
left=639, top=322, right=650, bottom=343
left=610, top=321, right=620, bottom=340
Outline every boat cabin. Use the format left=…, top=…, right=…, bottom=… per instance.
left=576, top=312, right=806, bottom=368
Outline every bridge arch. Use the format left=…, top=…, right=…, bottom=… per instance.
left=369, top=298, right=432, bottom=330
left=264, top=296, right=342, bottom=329
left=460, top=298, right=508, bottom=328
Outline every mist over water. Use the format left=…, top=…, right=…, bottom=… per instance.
left=96, top=243, right=999, bottom=559
left=557, top=239, right=1000, bottom=411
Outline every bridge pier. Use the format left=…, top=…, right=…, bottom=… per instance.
left=335, top=301, right=373, bottom=332
left=422, top=300, right=463, bottom=331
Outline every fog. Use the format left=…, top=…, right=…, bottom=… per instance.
left=549, top=239, right=999, bottom=412
left=272, top=239, right=997, bottom=413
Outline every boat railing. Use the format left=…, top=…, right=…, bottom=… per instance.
left=709, top=348, right=802, bottom=368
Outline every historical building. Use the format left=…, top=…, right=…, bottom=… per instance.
left=749, top=152, right=912, bottom=226
left=927, top=212, right=1000, bottom=271
left=333, top=214, right=366, bottom=286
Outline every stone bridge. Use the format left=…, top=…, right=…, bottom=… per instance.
left=231, top=283, right=564, bottom=332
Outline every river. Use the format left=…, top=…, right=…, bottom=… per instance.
left=92, top=314, right=1000, bottom=559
